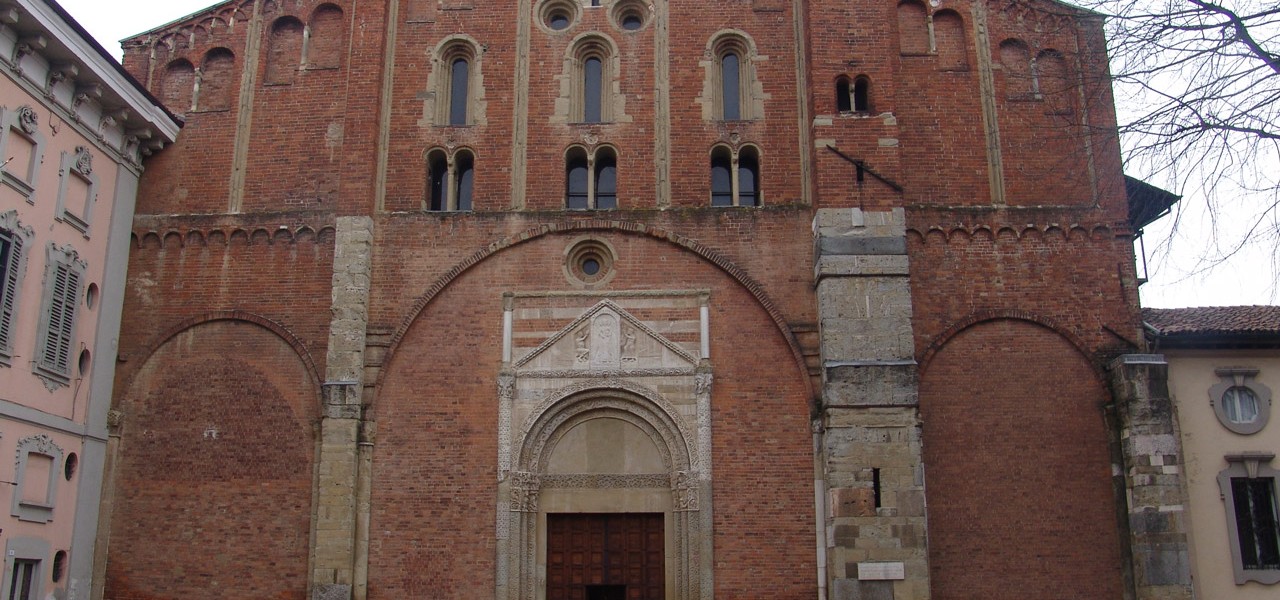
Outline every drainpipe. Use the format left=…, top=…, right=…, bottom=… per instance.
left=813, top=422, right=827, bottom=600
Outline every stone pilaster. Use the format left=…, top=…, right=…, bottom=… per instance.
left=1108, top=355, right=1193, bottom=600
left=814, top=208, right=929, bottom=600
left=311, top=216, right=375, bottom=600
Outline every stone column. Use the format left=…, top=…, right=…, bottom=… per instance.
left=1108, top=354, right=1193, bottom=600
left=814, top=208, right=929, bottom=600
left=312, top=216, right=375, bottom=600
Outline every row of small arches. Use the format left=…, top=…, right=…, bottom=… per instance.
left=159, top=5, right=345, bottom=113
left=424, top=143, right=762, bottom=211
left=132, top=226, right=337, bottom=249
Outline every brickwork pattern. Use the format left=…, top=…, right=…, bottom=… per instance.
left=106, top=320, right=319, bottom=599
left=919, top=319, right=1125, bottom=599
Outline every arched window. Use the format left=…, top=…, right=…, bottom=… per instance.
left=266, top=16, right=303, bottom=85
left=737, top=147, right=759, bottom=207
left=721, top=51, right=741, bottom=120
left=428, top=150, right=448, bottom=211
left=425, top=147, right=475, bottom=211
left=710, top=147, right=733, bottom=206
left=710, top=144, right=761, bottom=207
left=566, top=35, right=619, bottom=123
left=836, top=77, right=852, bottom=113
left=705, top=33, right=757, bottom=121
left=566, top=147, right=590, bottom=209
left=1037, top=49, right=1074, bottom=114
left=434, top=39, right=483, bottom=126
left=853, top=76, right=871, bottom=112
left=454, top=150, right=474, bottom=210
left=594, top=148, right=617, bottom=209
left=450, top=58, right=470, bottom=125
left=583, top=56, right=603, bottom=123
left=565, top=146, right=618, bottom=209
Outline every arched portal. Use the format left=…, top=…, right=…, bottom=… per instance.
left=499, top=380, right=710, bottom=600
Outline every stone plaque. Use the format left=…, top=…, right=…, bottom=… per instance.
left=857, top=561, right=905, bottom=581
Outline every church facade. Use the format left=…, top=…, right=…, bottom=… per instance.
left=98, top=0, right=1192, bottom=598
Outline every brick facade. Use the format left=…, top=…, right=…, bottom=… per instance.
left=99, top=0, right=1178, bottom=598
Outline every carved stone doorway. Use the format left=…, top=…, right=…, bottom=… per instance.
left=546, top=513, right=665, bottom=600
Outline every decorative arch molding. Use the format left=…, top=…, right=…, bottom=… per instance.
left=130, top=224, right=336, bottom=249
left=376, top=219, right=812, bottom=400
left=905, top=222, right=1119, bottom=244
left=516, top=379, right=697, bottom=474
left=918, top=310, right=1102, bottom=381
left=118, top=310, right=322, bottom=399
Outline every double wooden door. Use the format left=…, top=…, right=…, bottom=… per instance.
left=546, top=513, right=665, bottom=600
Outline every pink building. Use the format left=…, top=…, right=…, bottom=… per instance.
left=0, top=1, right=177, bottom=598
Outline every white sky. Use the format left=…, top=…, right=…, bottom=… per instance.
left=53, top=0, right=1277, bottom=309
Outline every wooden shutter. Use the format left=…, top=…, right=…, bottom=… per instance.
left=40, top=262, right=79, bottom=376
left=0, top=233, right=20, bottom=353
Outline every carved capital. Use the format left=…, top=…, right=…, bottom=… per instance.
left=510, top=471, right=541, bottom=512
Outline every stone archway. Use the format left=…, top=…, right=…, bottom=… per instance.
left=498, top=382, right=710, bottom=600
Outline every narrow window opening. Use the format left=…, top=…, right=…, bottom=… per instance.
left=9, top=559, right=37, bottom=600
left=1232, top=477, right=1280, bottom=570
left=449, top=58, right=469, bottom=126
left=737, top=150, right=759, bottom=207
left=853, top=77, right=871, bottom=112
left=583, top=56, right=603, bottom=123
left=566, top=151, right=590, bottom=209
left=428, top=153, right=448, bottom=211
left=836, top=78, right=852, bottom=113
left=51, top=551, right=67, bottom=583
left=872, top=467, right=882, bottom=509
left=454, top=152, right=474, bottom=211
left=710, top=150, right=733, bottom=206
left=594, top=152, right=617, bottom=209
left=721, top=52, right=741, bottom=120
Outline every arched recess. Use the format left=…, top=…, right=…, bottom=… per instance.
left=197, top=48, right=236, bottom=110
left=897, top=0, right=929, bottom=55
left=503, top=381, right=706, bottom=599
left=306, top=3, right=345, bottom=69
left=375, top=221, right=811, bottom=401
left=918, top=317, right=1125, bottom=599
left=265, top=16, right=303, bottom=84
left=161, top=58, right=195, bottom=113
left=933, top=10, right=967, bottom=69
left=104, top=315, right=320, bottom=599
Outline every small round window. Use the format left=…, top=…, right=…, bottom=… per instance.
left=1210, top=372, right=1272, bottom=435
left=1223, top=386, right=1260, bottom=424
left=565, top=239, right=616, bottom=287
left=538, top=0, right=580, bottom=33
left=611, top=0, right=650, bottom=32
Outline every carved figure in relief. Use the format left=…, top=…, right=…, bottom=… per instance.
left=621, top=325, right=637, bottom=363
left=590, top=313, right=620, bottom=369
left=575, top=326, right=590, bottom=363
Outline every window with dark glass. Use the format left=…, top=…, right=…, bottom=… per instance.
left=721, top=52, right=741, bottom=120
left=854, top=77, right=871, bottom=112
left=449, top=58, right=469, bottom=126
left=737, top=149, right=759, bottom=207
left=836, top=78, right=852, bottom=113
left=1232, top=477, right=1280, bottom=571
left=594, top=151, right=617, bottom=209
left=566, top=150, right=590, bottom=209
left=583, top=56, right=603, bottom=123
left=454, top=151, right=474, bottom=211
left=428, top=153, right=448, bottom=211
left=711, top=149, right=733, bottom=206
left=8, top=559, right=37, bottom=600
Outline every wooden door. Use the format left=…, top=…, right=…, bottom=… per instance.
left=546, top=513, right=664, bottom=600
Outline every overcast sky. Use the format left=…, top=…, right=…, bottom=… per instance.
left=53, top=0, right=1276, bottom=309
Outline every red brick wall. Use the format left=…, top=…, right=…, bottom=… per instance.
left=369, top=231, right=815, bottom=596
left=106, top=320, right=319, bottom=600
left=919, top=318, right=1124, bottom=599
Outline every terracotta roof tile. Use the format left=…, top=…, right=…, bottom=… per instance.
left=1143, top=306, right=1280, bottom=336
